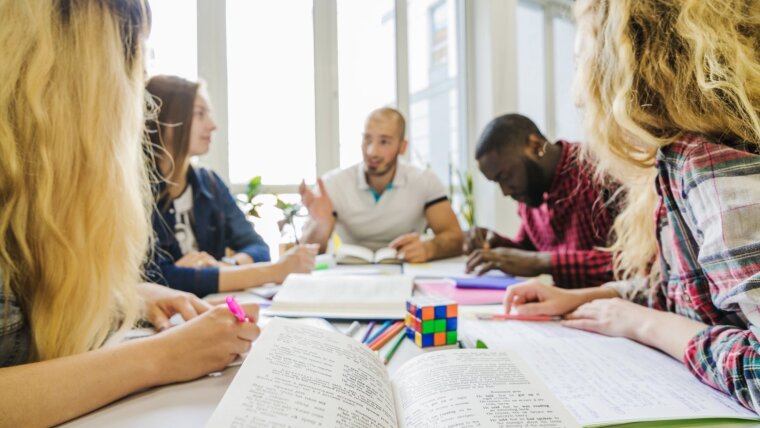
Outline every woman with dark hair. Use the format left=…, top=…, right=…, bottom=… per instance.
left=145, top=75, right=317, bottom=297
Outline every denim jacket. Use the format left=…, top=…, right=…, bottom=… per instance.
left=0, top=272, right=31, bottom=367
left=146, top=167, right=270, bottom=297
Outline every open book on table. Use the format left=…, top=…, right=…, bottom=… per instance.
left=206, top=318, right=580, bottom=427
left=335, top=244, right=401, bottom=265
left=262, top=274, right=413, bottom=320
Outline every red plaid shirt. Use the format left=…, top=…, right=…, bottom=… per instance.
left=493, top=140, right=619, bottom=288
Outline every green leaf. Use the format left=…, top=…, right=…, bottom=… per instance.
left=248, top=203, right=262, bottom=218
left=246, top=176, right=262, bottom=200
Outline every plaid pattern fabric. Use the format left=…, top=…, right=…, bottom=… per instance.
left=494, top=140, right=619, bottom=288
left=0, top=272, right=31, bottom=367
left=649, top=133, right=760, bottom=412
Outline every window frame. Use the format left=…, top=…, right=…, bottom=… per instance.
left=193, top=0, right=470, bottom=195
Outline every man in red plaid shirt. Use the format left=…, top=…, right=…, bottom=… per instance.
left=465, top=114, right=620, bottom=288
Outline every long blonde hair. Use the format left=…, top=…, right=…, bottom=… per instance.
left=574, top=0, right=760, bottom=281
left=0, top=0, right=152, bottom=361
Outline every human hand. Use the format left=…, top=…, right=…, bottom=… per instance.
left=389, top=233, right=430, bottom=262
left=503, top=279, right=590, bottom=316
left=148, top=303, right=260, bottom=383
left=137, top=283, right=212, bottom=331
left=463, top=227, right=496, bottom=254
left=175, top=251, right=220, bottom=268
left=562, top=298, right=652, bottom=339
left=504, top=280, right=620, bottom=318
left=274, top=244, right=319, bottom=282
left=465, top=247, right=551, bottom=277
left=299, top=178, right=334, bottom=224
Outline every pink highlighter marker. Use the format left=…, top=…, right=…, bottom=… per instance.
left=225, top=296, right=252, bottom=323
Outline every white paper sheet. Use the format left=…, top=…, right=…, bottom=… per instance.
left=460, top=320, right=760, bottom=426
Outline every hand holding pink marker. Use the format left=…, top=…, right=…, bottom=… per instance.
left=225, top=296, right=253, bottom=323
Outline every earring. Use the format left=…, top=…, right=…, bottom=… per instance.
left=538, top=141, right=549, bottom=158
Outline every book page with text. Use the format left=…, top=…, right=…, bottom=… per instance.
left=391, top=350, right=580, bottom=428
left=461, top=320, right=760, bottom=427
left=207, top=319, right=398, bottom=428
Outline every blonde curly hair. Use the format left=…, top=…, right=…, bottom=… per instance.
left=574, top=0, right=760, bottom=281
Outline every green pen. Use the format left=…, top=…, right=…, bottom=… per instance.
left=476, top=339, right=488, bottom=349
left=314, top=261, right=330, bottom=270
left=383, top=330, right=406, bottom=365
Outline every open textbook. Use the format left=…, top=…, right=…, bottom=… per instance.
left=206, top=318, right=580, bottom=428
left=336, top=244, right=401, bottom=264
left=460, top=319, right=760, bottom=427
left=263, top=274, right=413, bottom=319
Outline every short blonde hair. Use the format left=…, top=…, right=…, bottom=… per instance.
left=574, top=0, right=760, bottom=280
left=0, top=0, right=152, bottom=360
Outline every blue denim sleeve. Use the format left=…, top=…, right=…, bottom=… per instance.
left=156, top=264, right=219, bottom=298
left=144, top=250, right=220, bottom=298
left=213, top=171, right=271, bottom=262
left=0, top=278, right=31, bottom=367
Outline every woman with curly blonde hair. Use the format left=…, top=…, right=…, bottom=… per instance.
left=503, top=0, right=760, bottom=411
left=0, top=1, right=259, bottom=426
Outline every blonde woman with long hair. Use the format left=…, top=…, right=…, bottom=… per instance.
left=0, top=1, right=259, bottom=426
left=502, top=0, right=760, bottom=411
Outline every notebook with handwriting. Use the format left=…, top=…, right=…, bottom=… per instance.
left=461, top=320, right=760, bottom=427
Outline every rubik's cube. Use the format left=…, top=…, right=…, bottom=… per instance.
left=405, top=296, right=457, bottom=348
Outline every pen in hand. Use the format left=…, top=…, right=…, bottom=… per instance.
left=482, top=228, right=493, bottom=251
left=226, top=296, right=253, bottom=323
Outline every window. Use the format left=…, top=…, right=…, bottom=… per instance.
left=517, top=1, right=547, bottom=132
left=407, top=0, right=464, bottom=188
left=430, top=3, right=449, bottom=67
left=226, top=0, right=316, bottom=185
left=337, top=0, right=397, bottom=169
left=514, top=0, right=583, bottom=142
left=553, top=16, right=583, bottom=141
left=144, top=0, right=198, bottom=80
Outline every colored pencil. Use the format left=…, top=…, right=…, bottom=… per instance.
left=364, top=320, right=391, bottom=344
left=382, top=330, right=406, bottom=365
left=369, top=321, right=405, bottom=351
left=361, top=321, right=376, bottom=343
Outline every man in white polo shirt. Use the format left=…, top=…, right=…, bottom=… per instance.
left=299, top=107, right=463, bottom=262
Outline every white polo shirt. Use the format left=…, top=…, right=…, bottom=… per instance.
left=322, top=162, right=448, bottom=251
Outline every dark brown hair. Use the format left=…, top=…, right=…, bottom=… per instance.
left=145, top=75, right=200, bottom=204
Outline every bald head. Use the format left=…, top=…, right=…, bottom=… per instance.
left=366, top=107, right=406, bottom=141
